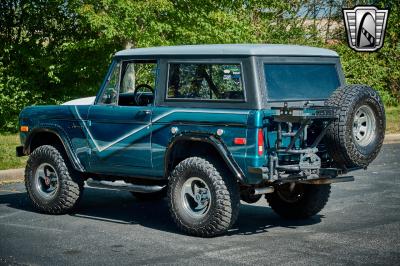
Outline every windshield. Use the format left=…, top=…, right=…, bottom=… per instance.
left=264, top=64, right=340, bottom=101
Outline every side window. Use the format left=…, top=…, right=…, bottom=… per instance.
left=98, top=62, right=121, bottom=105
left=98, top=60, right=157, bottom=106
left=120, top=62, right=156, bottom=93
left=119, top=61, right=157, bottom=106
left=167, top=63, right=244, bottom=101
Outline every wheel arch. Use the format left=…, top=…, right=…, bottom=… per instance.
left=164, top=133, right=245, bottom=183
left=25, top=127, right=85, bottom=172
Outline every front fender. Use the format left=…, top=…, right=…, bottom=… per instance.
left=25, top=125, right=85, bottom=172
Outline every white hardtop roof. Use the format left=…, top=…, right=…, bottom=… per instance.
left=115, top=44, right=338, bottom=57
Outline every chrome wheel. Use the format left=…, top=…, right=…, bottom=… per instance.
left=352, top=105, right=376, bottom=146
left=34, top=163, right=59, bottom=199
left=181, top=177, right=212, bottom=219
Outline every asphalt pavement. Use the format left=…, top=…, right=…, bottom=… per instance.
left=0, top=144, right=399, bottom=265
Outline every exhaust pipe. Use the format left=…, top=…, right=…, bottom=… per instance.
left=253, top=186, right=274, bottom=195
left=86, top=178, right=165, bottom=193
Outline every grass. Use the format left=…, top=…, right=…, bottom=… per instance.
left=386, top=106, right=400, bottom=134
left=0, top=106, right=398, bottom=170
left=0, top=134, right=27, bottom=170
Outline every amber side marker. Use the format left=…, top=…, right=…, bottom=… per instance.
left=20, top=126, right=29, bottom=132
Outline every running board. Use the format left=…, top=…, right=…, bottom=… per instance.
left=86, top=178, right=165, bottom=193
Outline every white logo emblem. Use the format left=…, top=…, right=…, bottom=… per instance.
left=343, top=6, right=389, bottom=52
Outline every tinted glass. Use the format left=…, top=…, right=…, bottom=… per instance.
left=264, top=64, right=340, bottom=101
left=167, top=63, right=244, bottom=101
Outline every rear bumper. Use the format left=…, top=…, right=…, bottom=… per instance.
left=248, top=166, right=356, bottom=184
left=281, top=175, right=355, bottom=184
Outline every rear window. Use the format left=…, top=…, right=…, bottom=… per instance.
left=167, top=63, right=244, bottom=101
left=264, top=64, right=340, bottom=101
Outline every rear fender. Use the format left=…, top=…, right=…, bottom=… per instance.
left=165, top=133, right=245, bottom=183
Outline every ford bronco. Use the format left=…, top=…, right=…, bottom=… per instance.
left=17, top=44, right=385, bottom=237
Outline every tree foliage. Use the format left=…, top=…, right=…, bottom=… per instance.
left=0, top=0, right=399, bottom=132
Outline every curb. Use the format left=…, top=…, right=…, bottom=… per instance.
left=384, top=134, right=400, bottom=144
left=0, top=134, right=399, bottom=184
left=0, top=168, right=24, bottom=184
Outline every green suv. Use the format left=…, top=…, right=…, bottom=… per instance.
left=17, top=44, right=385, bottom=237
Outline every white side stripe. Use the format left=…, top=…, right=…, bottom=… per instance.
left=74, top=106, right=249, bottom=152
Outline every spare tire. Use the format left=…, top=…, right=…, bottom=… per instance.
left=325, top=85, right=385, bottom=168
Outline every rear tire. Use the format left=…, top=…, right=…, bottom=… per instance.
left=326, top=85, right=385, bottom=168
left=266, top=183, right=330, bottom=219
left=25, top=145, right=84, bottom=214
left=168, top=157, right=240, bottom=237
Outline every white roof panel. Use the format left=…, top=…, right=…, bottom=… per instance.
left=115, top=44, right=338, bottom=57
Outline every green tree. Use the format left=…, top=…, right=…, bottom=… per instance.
left=0, top=0, right=398, bottom=132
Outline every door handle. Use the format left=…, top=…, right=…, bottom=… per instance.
left=141, top=110, right=152, bottom=115
left=135, top=110, right=152, bottom=119
left=144, top=110, right=152, bottom=115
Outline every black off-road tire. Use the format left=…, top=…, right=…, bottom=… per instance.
left=168, top=157, right=240, bottom=237
left=325, top=85, right=385, bottom=168
left=131, top=189, right=167, bottom=201
left=266, top=183, right=331, bottom=219
left=25, top=145, right=84, bottom=214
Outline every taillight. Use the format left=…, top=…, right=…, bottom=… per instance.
left=258, top=128, right=264, bottom=156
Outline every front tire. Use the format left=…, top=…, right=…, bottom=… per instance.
left=168, top=157, right=240, bottom=237
left=25, top=145, right=84, bottom=214
left=266, top=183, right=331, bottom=219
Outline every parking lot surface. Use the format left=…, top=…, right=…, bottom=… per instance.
left=1, top=143, right=399, bottom=265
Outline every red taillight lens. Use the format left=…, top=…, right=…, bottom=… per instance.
left=234, top=138, right=247, bottom=145
left=258, top=128, right=264, bottom=156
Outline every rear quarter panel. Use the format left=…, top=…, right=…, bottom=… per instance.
left=151, top=107, right=251, bottom=178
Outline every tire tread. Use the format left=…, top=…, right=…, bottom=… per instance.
left=325, top=85, right=385, bottom=168
left=25, top=145, right=83, bottom=214
left=266, top=184, right=331, bottom=219
left=168, top=157, right=239, bottom=237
